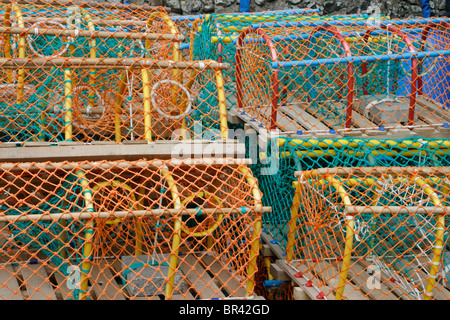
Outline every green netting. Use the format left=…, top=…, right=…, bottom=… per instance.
left=252, top=136, right=450, bottom=250
left=1, top=173, right=84, bottom=298
left=186, top=68, right=222, bottom=137
left=249, top=136, right=450, bottom=296
left=0, top=67, right=66, bottom=142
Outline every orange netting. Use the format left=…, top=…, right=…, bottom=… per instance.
left=0, top=158, right=266, bottom=300
left=287, top=166, right=450, bottom=300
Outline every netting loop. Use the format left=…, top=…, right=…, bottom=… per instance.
left=26, top=21, right=72, bottom=58
left=180, top=190, right=224, bottom=237
left=151, top=79, right=192, bottom=120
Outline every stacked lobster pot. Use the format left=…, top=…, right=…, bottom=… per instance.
left=0, top=0, right=267, bottom=300
left=234, top=15, right=450, bottom=300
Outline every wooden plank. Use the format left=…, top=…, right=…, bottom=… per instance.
left=261, top=244, right=275, bottom=257
left=348, top=263, right=398, bottom=300
left=413, top=118, right=434, bottom=128
left=0, top=265, right=24, bottom=300
left=338, top=260, right=397, bottom=300
left=259, top=106, right=301, bottom=133
left=280, top=103, right=329, bottom=131
left=413, top=127, right=439, bottom=135
left=296, top=239, right=335, bottom=300
left=297, top=231, right=337, bottom=300
left=233, top=104, right=304, bottom=134
left=356, top=260, right=413, bottom=300
left=310, top=258, right=368, bottom=300
left=227, top=108, right=245, bottom=124
left=417, top=96, right=450, bottom=123
left=109, top=257, right=195, bottom=300
left=435, top=126, right=450, bottom=135
left=260, top=231, right=286, bottom=260
left=415, top=103, right=445, bottom=126
left=301, top=226, right=393, bottom=300
left=199, top=253, right=247, bottom=298
left=48, top=264, right=75, bottom=300
left=20, top=264, right=56, bottom=300
left=0, top=140, right=246, bottom=162
left=230, top=109, right=269, bottom=135
left=278, top=106, right=314, bottom=132
left=90, top=262, right=126, bottom=300
left=352, top=101, right=384, bottom=130
left=270, top=263, right=291, bottom=282
left=293, top=286, right=311, bottom=300
left=353, top=96, right=441, bottom=133
left=315, top=223, right=414, bottom=301
left=276, top=260, right=321, bottom=300
left=178, top=253, right=226, bottom=300
left=310, top=101, right=346, bottom=131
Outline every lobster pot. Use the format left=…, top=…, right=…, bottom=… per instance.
left=191, top=13, right=383, bottom=109
left=0, top=158, right=264, bottom=300
left=286, top=166, right=450, bottom=300
left=405, top=23, right=450, bottom=110
left=65, top=60, right=228, bottom=142
left=0, top=4, right=179, bottom=60
left=255, top=137, right=450, bottom=251
left=0, top=2, right=83, bottom=142
left=0, top=1, right=188, bottom=143
left=236, top=18, right=450, bottom=135
left=235, top=21, right=361, bottom=131
left=0, top=57, right=228, bottom=143
left=0, top=164, right=86, bottom=278
left=0, top=1, right=172, bottom=59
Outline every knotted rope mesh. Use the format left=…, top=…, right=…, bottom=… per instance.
left=287, top=167, right=450, bottom=300
left=235, top=18, right=450, bottom=133
left=0, top=158, right=265, bottom=300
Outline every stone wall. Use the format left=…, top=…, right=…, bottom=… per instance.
left=131, top=0, right=447, bottom=18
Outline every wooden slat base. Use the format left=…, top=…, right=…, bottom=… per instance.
left=259, top=229, right=450, bottom=300
left=228, top=99, right=450, bottom=140
left=0, top=252, right=263, bottom=300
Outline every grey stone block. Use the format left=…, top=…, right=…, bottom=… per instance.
left=359, top=94, right=418, bottom=125
left=121, top=255, right=187, bottom=297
